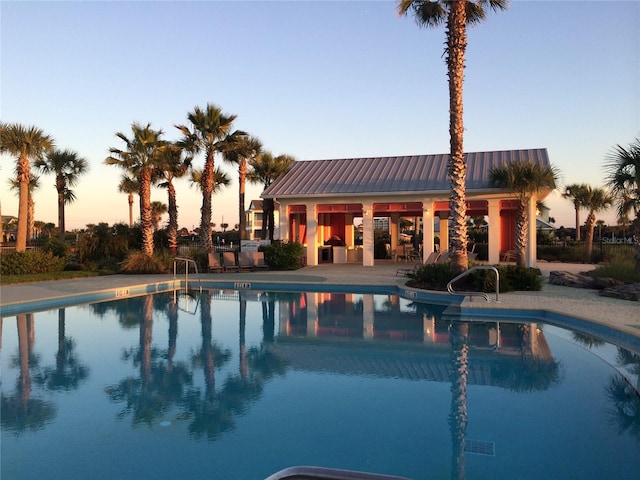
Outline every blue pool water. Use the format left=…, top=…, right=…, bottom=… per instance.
left=1, top=289, right=639, bottom=480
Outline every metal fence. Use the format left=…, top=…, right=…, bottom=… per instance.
left=537, top=241, right=635, bottom=264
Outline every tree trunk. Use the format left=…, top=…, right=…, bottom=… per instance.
left=239, top=160, right=247, bottom=242
left=57, top=174, right=66, bottom=241
left=515, top=199, right=528, bottom=267
left=27, top=193, right=35, bottom=245
left=584, top=211, right=596, bottom=262
left=167, top=179, right=178, bottom=254
left=446, top=0, right=469, bottom=275
left=574, top=204, right=581, bottom=241
left=449, top=321, right=469, bottom=480
left=16, top=154, right=30, bottom=252
left=128, top=193, right=134, bottom=227
left=200, top=149, right=214, bottom=251
left=139, top=169, right=154, bottom=256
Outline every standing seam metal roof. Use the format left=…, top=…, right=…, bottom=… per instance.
left=262, top=148, right=549, bottom=198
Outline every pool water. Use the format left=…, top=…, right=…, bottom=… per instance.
left=2, top=289, right=639, bottom=480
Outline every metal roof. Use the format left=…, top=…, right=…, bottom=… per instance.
left=262, top=148, right=549, bottom=199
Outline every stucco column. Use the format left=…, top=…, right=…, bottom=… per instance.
left=278, top=201, right=289, bottom=242
left=362, top=202, right=374, bottom=266
left=422, top=201, right=434, bottom=260
left=487, top=199, right=501, bottom=264
left=438, top=212, right=449, bottom=253
left=305, top=202, right=318, bottom=266
left=526, top=195, right=537, bottom=267
left=390, top=212, right=399, bottom=253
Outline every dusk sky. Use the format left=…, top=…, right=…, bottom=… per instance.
left=1, top=0, right=638, bottom=231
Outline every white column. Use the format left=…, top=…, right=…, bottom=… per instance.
left=439, top=212, right=449, bottom=252
left=526, top=195, right=537, bottom=267
left=306, top=292, right=318, bottom=337
left=305, top=202, right=318, bottom=266
left=278, top=201, right=289, bottom=242
left=487, top=199, right=501, bottom=264
left=422, top=201, right=434, bottom=260
left=362, top=202, right=374, bottom=266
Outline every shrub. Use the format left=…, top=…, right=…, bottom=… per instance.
left=42, top=237, right=70, bottom=259
left=407, top=263, right=542, bottom=293
left=1, top=250, right=65, bottom=275
left=119, top=251, right=167, bottom=274
left=264, top=241, right=304, bottom=270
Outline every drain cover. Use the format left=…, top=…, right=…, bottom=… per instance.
left=464, top=439, right=495, bottom=456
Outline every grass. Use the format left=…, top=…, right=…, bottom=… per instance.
left=0, top=270, right=116, bottom=285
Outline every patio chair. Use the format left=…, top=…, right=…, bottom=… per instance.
left=436, top=251, right=449, bottom=263
left=208, top=252, right=224, bottom=273
left=252, top=251, right=269, bottom=271
left=238, top=251, right=254, bottom=272
left=501, top=250, right=516, bottom=262
left=222, top=251, right=240, bottom=272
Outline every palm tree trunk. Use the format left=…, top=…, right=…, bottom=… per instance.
left=585, top=211, right=596, bottom=262
left=449, top=321, right=469, bottom=480
left=27, top=193, right=35, bottom=244
left=139, top=169, right=154, bottom=256
left=167, top=180, right=178, bottom=254
left=128, top=193, right=134, bottom=227
left=239, top=160, right=247, bottom=242
left=515, top=199, right=528, bottom=267
left=200, top=150, right=214, bottom=251
left=574, top=203, right=581, bottom=241
left=140, top=295, right=153, bottom=384
left=447, top=0, right=469, bottom=275
left=57, top=174, right=66, bottom=241
left=16, top=154, right=30, bottom=252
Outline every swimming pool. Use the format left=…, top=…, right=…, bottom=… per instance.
left=2, top=288, right=639, bottom=479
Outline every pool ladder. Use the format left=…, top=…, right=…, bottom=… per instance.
left=447, top=265, right=500, bottom=303
left=173, top=257, right=202, bottom=293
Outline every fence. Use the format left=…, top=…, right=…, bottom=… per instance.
left=537, top=241, right=634, bottom=264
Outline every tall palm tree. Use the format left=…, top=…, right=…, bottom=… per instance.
left=35, top=148, right=88, bottom=241
left=105, top=123, right=166, bottom=256
left=189, top=167, right=231, bottom=195
left=489, top=160, right=559, bottom=267
left=150, top=200, right=168, bottom=232
left=0, top=123, right=54, bottom=252
left=8, top=173, right=41, bottom=243
left=581, top=186, right=614, bottom=261
left=176, top=103, right=245, bottom=251
left=604, top=136, right=640, bottom=235
left=562, top=183, right=590, bottom=241
left=247, top=152, right=295, bottom=241
left=154, top=143, right=190, bottom=253
left=398, top=0, right=508, bottom=274
left=118, top=174, right=139, bottom=228
left=222, top=135, right=262, bottom=243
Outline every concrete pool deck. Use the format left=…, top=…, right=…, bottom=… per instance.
left=1, top=261, right=639, bottom=339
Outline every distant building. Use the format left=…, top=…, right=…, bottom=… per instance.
left=245, top=200, right=280, bottom=240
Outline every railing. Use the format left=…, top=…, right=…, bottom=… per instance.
left=173, top=257, right=202, bottom=293
left=447, top=265, right=500, bottom=303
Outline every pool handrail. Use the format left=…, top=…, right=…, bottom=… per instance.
left=264, top=466, right=412, bottom=480
left=173, top=257, right=202, bottom=292
left=447, top=265, right=500, bottom=303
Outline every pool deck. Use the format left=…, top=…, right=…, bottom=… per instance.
left=1, top=261, right=639, bottom=339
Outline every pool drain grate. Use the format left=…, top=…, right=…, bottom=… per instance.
left=464, top=439, right=495, bottom=456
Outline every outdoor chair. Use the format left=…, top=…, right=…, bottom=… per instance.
left=208, top=252, right=224, bottom=273
left=436, top=251, right=449, bottom=263
left=222, top=251, right=240, bottom=272
left=252, top=251, right=269, bottom=271
left=238, top=251, right=254, bottom=271
left=501, top=250, right=516, bottom=262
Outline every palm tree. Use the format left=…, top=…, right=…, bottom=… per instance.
left=581, top=186, right=614, bottom=262
left=0, top=123, right=54, bottom=252
left=150, top=200, right=168, bottom=232
left=176, top=103, right=245, bottom=251
left=8, top=173, right=41, bottom=243
left=398, top=0, right=509, bottom=274
left=105, top=123, right=166, bottom=256
left=604, top=136, right=640, bottom=236
left=489, top=160, right=559, bottom=267
left=35, top=148, right=88, bottom=241
left=118, top=175, right=139, bottom=228
left=562, top=183, right=590, bottom=241
left=247, top=152, right=295, bottom=241
left=189, top=167, right=231, bottom=195
left=154, top=143, right=190, bottom=253
left=222, top=135, right=262, bottom=243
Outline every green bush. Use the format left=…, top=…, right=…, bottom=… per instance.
left=407, top=263, right=542, bottom=293
left=42, top=237, right=70, bottom=259
left=1, top=250, right=66, bottom=275
left=119, top=251, right=167, bottom=274
left=264, top=241, right=304, bottom=270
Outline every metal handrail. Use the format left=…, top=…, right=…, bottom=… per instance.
left=173, top=257, right=202, bottom=292
left=447, top=265, right=500, bottom=302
